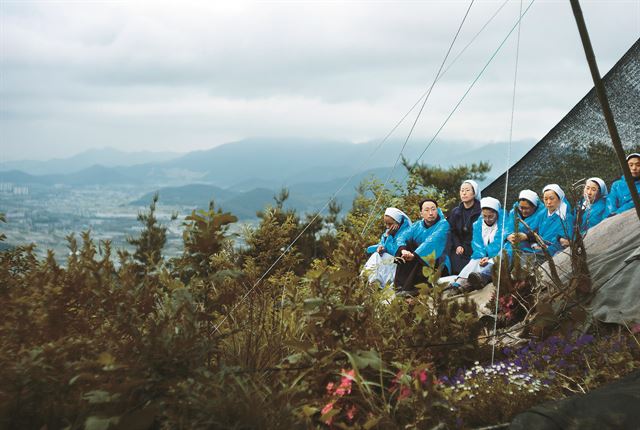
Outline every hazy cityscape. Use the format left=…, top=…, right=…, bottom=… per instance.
left=0, top=181, right=251, bottom=262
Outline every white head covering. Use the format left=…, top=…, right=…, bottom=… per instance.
left=586, top=177, right=608, bottom=197
left=384, top=207, right=412, bottom=226
left=542, top=184, right=568, bottom=219
left=462, top=179, right=481, bottom=201
left=518, top=189, right=540, bottom=207
left=625, top=152, right=640, bottom=161
left=480, top=197, right=501, bottom=213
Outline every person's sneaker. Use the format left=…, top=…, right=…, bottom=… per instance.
left=468, top=272, right=484, bottom=291
left=448, top=281, right=461, bottom=290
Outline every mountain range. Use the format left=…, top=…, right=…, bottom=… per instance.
left=0, top=147, right=179, bottom=176
left=1, top=137, right=535, bottom=218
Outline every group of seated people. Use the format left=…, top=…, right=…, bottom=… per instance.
left=363, top=152, right=640, bottom=296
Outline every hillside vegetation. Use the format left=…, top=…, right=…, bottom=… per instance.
left=1, top=163, right=638, bottom=430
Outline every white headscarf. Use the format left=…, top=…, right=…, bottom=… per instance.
left=518, top=189, right=540, bottom=207
left=480, top=197, right=501, bottom=213
left=625, top=153, right=640, bottom=161
left=542, top=184, right=568, bottom=219
left=462, top=179, right=481, bottom=201
left=587, top=177, right=608, bottom=197
left=384, top=207, right=412, bottom=226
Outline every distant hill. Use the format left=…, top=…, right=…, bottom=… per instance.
left=0, top=165, right=134, bottom=186
left=0, top=170, right=52, bottom=184
left=130, top=184, right=236, bottom=207
left=128, top=166, right=411, bottom=219
left=0, top=147, right=180, bottom=175
left=3, top=138, right=536, bottom=192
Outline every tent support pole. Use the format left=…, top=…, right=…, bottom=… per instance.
left=569, top=0, right=640, bottom=222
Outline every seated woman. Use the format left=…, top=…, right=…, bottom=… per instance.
left=504, top=189, right=545, bottom=254
left=607, top=152, right=640, bottom=216
left=532, top=184, right=575, bottom=257
left=362, top=207, right=412, bottom=287
left=394, top=199, right=450, bottom=296
left=575, top=177, right=608, bottom=234
left=447, top=179, right=482, bottom=275
left=449, top=197, right=504, bottom=292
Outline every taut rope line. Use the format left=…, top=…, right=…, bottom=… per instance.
left=492, top=0, right=524, bottom=366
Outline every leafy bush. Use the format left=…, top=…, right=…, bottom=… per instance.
left=1, top=163, right=639, bottom=429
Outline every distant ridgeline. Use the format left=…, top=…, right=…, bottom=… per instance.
left=483, top=38, right=640, bottom=203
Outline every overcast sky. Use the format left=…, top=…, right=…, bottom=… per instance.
left=1, top=0, right=639, bottom=161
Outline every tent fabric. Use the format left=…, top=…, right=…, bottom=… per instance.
left=539, top=209, right=640, bottom=325
left=509, top=369, right=640, bottom=430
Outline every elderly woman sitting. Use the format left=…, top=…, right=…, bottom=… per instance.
left=447, top=179, right=482, bottom=275
left=576, top=177, right=608, bottom=234
left=449, top=197, right=504, bottom=292
left=532, top=184, right=575, bottom=257
left=504, top=189, right=545, bottom=255
left=362, top=207, right=412, bottom=287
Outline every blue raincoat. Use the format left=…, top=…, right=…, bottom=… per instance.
left=503, top=201, right=545, bottom=254
left=366, top=216, right=412, bottom=256
left=536, top=202, right=575, bottom=257
left=606, top=176, right=640, bottom=216
left=396, top=208, right=451, bottom=272
left=575, top=196, right=608, bottom=233
left=470, top=209, right=506, bottom=260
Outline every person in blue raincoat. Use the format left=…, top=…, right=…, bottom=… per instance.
left=394, top=199, right=450, bottom=296
left=532, top=184, right=574, bottom=258
left=362, top=207, right=412, bottom=287
left=449, top=197, right=505, bottom=292
left=607, top=153, right=640, bottom=216
left=575, top=177, right=608, bottom=234
left=504, top=189, right=545, bottom=255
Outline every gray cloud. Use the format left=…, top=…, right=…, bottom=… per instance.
left=1, top=0, right=639, bottom=160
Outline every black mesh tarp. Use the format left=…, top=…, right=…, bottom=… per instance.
left=483, top=39, right=640, bottom=203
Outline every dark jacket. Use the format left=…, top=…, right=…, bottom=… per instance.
left=447, top=200, right=481, bottom=274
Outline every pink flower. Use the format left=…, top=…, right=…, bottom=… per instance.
left=321, top=401, right=334, bottom=416
left=334, top=369, right=354, bottom=396
left=326, top=382, right=335, bottom=394
left=399, top=386, right=411, bottom=400
left=346, top=405, right=357, bottom=421
left=632, top=323, right=640, bottom=334
left=417, top=369, right=428, bottom=385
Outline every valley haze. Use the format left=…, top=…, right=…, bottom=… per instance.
left=1, top=137, right=534, bottom=260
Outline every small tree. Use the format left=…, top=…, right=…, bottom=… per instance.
left=177, top=200, right=237, bottom=281
left=127, top=193, right=172, bottom=272
left=402, top=158, right=491, bottom=212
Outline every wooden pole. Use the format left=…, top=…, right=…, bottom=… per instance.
left=569, top=0, right=640, bottom=222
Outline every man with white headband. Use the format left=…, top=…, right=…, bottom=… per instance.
left=607, top=153, right=640, bottom=216
left=362, top=207, right=413, bottom=287
left=394, top=198, right=451, bottom=296
left=576, top=177, right=609, bottom=234
left=449, top=197, right=504, bottom=292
